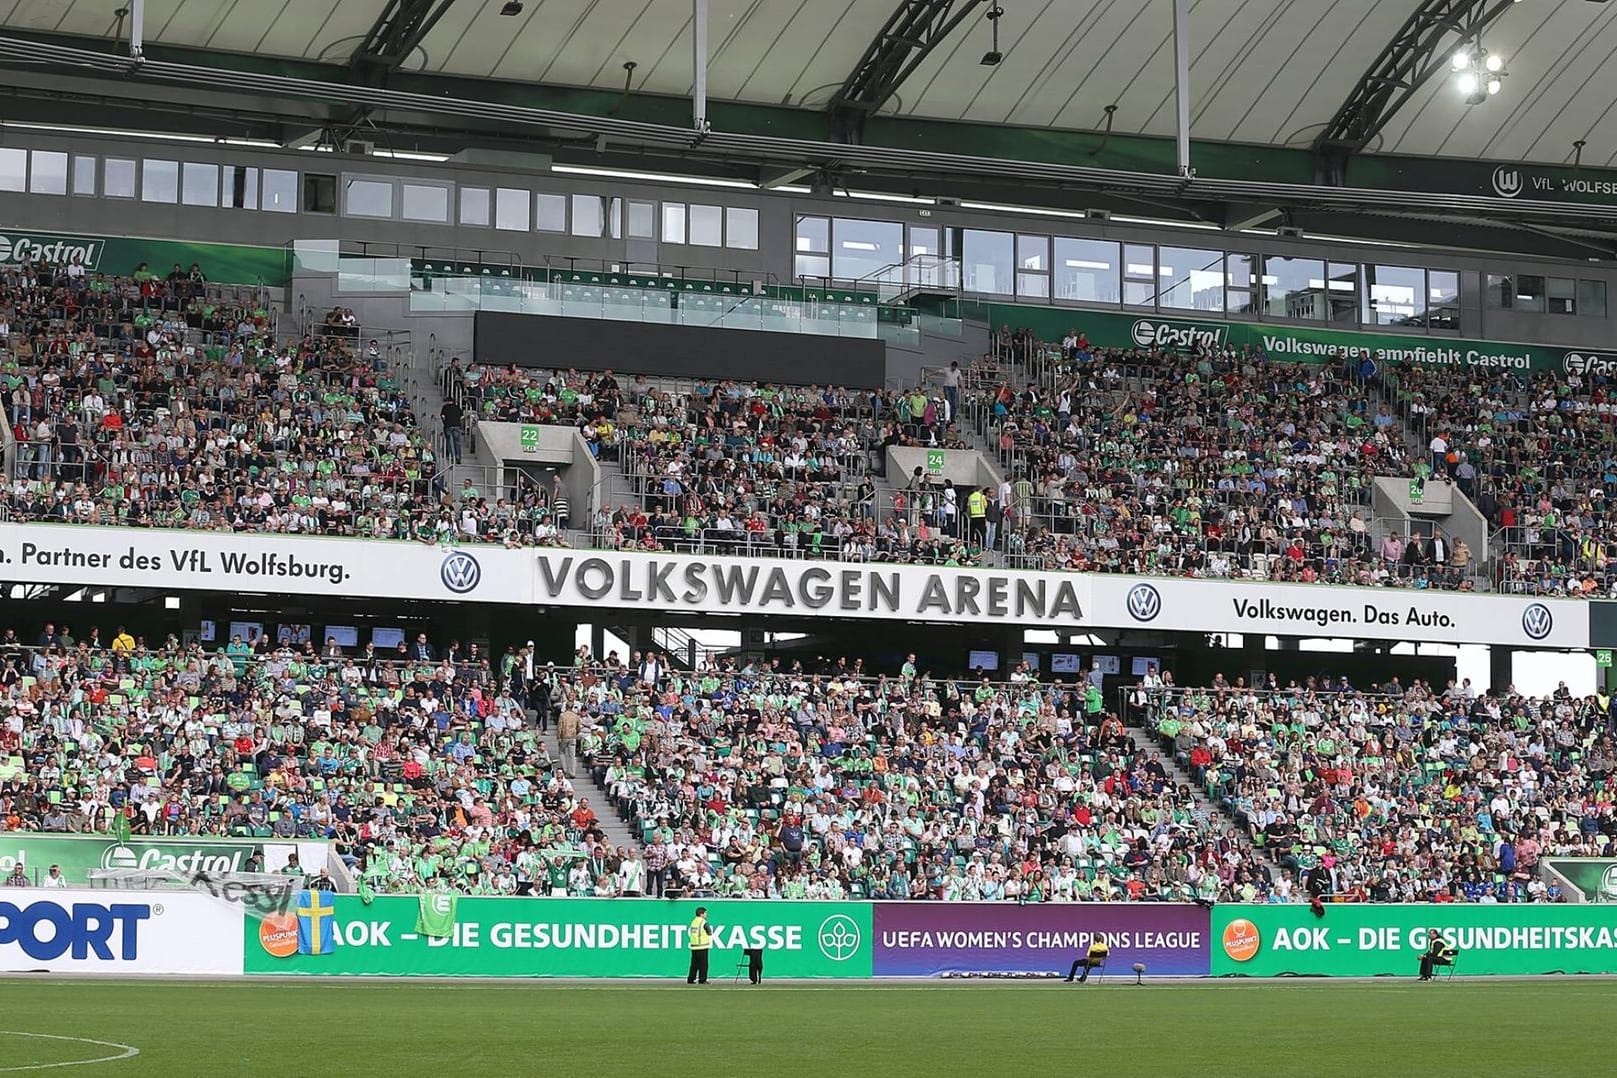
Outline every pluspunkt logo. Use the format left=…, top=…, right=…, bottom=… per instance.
left=0, top=899, right=152, bottom=960
left=817, top=915, right=861, bottom=961
left=1520, top=602, right=1554, bottom=642
left=1125, top=582, right=1163, bottom=623
left=1221, top=918, right=1260, bottom=963
left=440, top=551, right=482, bottom=594
left=1491, top=165, right=1523, bottom=198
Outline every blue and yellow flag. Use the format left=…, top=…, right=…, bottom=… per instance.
left=295, top=890, right=336, bottom=956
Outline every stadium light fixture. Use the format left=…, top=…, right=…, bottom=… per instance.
left=500, top=1, right=523, bottom=14
left=1452, top=41, right=1505, bottom=105
left=980, top=4, right=1004, bottom=66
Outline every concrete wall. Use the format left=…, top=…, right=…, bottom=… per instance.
left=1372, top=476, right=1490, bottom=568
left=474, top=422, right=600, bottom=521
left=887, top=446, right=997, bottom=491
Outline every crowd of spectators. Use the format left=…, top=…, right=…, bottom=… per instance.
left=0, top=259, right=582, bottom=548
left=0, top=609, right=1601, bottom=906
left=442, top=361, right=996, bottom=566
left=960, top=339, right=1470, bottom=589
left=1142, top=676, right=1608, bottom=903
left=1375, top=362, right=1617, bottom=597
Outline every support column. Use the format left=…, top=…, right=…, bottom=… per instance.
left=693, top=0, right=709, bottom=132
left=130, top=0, right=146, bottom=60
left=1171, top=0, right=1191, bottom=176
left=1489, top=646, right=1513, bottom=693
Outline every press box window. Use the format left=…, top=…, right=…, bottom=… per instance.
left=262, top=169, right=299, bottom=213
left=223, top=166, right=258, bottom=209
left=459, top=187, right=490, bottom=227
left=495, top=188, right=529, bottom=231
left=401, top=183, right=450, bottom=223
left=28, top=151, right=67, bottom=195
left=0, top=148, right=25, bottom=192
left=535, top=193, right=566, bottom=233
left=104, top=159, right=137, bottom=199
left=141, top=159, right=179, bottom=203
left=71, top=156, right=97, bottom=196
left=344, top=178, right=394, bottom=218
left=1547, top=277, right=1576, bottom=315
left=181, top=162, right=219, bottom=207
left=725, top=207, right=759, bottom=250
left=1579, top=279, right=1608, bottom=319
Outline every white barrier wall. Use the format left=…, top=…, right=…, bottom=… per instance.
left=0, top=889, right=244, bottom=975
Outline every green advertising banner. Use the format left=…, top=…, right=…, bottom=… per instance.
left=984, top=304, right=1608, bottom=376
left=1542, top=859, right=1617, bottom=902
left=0, top=834, right=273, bottom=886
left=245, top=896, right=874, bottom=978
left=0, top=226, right=289, bottom=286
left=1214, top=904, right=1617, bottom=977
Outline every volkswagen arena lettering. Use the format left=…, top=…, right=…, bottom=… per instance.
left=534, top=555, right=1087, bottom=623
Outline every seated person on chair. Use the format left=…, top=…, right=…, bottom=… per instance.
left=1418, top=929, right=1456, bottom=981
left=1064, top=939, right=1110, bottom=983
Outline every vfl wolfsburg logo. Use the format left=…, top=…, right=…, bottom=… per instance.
left=440, top=551, right=482, bottom=594
left=1126, top=582, right=1163, bottom=623
left=1520, top=602, right=1553, bottom=641
left=1492, top=165, right=1523, bottom=198
left=817, top=915, right=861, bottom=961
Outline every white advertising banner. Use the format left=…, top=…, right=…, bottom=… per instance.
left=0, top=523, right=1591, bottom=648
left=0, top=522, right=531, bottom=605
left=0, top=888, right=243, bottom=975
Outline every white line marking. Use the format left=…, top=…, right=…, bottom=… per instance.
left=0, top=1032, right=140, bottom=1072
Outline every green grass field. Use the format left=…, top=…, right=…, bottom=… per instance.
left=0, top=980, right=1609, bottom=1075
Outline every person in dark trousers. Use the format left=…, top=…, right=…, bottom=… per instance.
left=687, top=906, right=713, bottom=984
left=744, top=947, right=763, bottom=985
left=1418, top=930, right=1456, bottom=981
left=1063, top=939, right=1109, bottom=983
left=440, top=398, right=464, bottom=464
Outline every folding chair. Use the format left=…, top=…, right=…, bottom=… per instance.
left=1443, top=953, right=1460, bottom=981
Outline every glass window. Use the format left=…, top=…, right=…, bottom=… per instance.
left=459, top=186, right=490, bottom=226
left=833, top=217, right=903, bottom=279
left=1016, top=235, right=1048, bottom=272
left=223, top=166, right=257, bottom=209
left=662, top=203, right=687, bottom=244
left=535, top=193, right=566, bottom=232
left=1326, top=262, right=1357, bottom=324
left=302, top=173, right=336, bottom=214
left=689, top=204, right=723, bottom=247
left=795, top=215, right=828, bottom=253
left=627, top=200, right=655, bottom=238
left=28, top=151, right=67, bottom=195
left=181, top=162, right=218, bottom=207
left=262, top=168, right=298, bottom=212
left=1362, top=264, right=1423, bottom=326
left=1054, top=237, right=1119, bottom=304
left=909, top=225, right=939, bottom=257
left=104, top=158, right=136, bottom=198
left=795, top=255, right=830, bottom=279
left=1547, top=276, right=1576, bottom=315
left=1514, top=274, right=1545, bottom=313
left=570, top=194, right=604, bottom=237
left=1578, top=279, right=1607, bottom=319
left=1157, top=246, right=1224, bottom=311
left=495, top=188, right=529, bottom=231
left=140, top=159, right=178, bottom=203
left=1225, top=253, right=1256, bottom=314
left=402, top=183, right=449, bottom=222
left=962, top=229, right=1014, bottom=294
left=726, top=207, right=758, bottom=250
left=1263, top=256, right=1325, bottom=320
left=71, top=156, right=97, bottom=196
left=1486, top=273, right=1513, bottom=309
left=0, top=148, right=24, bottom=192
left=1123, top=244, right=1156, bottom=307
left=344, top=178, right=393, bottom=217
left=1428, top=270, right=1459, bottom=329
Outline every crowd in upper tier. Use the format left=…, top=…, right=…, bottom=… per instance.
left=0, top=616, right=1596, bottom=904
left=1, top=253, right=1610, bottom=602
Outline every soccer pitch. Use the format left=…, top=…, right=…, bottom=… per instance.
left=0, top=979, right=1610, bottom=1075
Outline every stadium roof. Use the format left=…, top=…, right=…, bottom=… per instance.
left=7, top=0, right=1617, bottom=163
left=4, top=0, right=1617, bottom=254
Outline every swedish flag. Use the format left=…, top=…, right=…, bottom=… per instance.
left=295, top=890, right=336, bottom=956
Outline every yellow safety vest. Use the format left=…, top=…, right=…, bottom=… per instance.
left=689, top=917, right=712, bottom=950
left=968, top=490, right=987, bottom=518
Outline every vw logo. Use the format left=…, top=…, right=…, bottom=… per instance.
left=1491, top=165, right=1523, bottom=198
left=440, top=551, right=482, bottom=594
left=1520, top=602, right=1553, bottom=641
left=817, top=914, right=862, bottom=961
left=1125, top=582, right=1162, bottom=623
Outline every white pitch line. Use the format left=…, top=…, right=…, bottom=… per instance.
left=0, top=1032, right=140, bottom=1072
